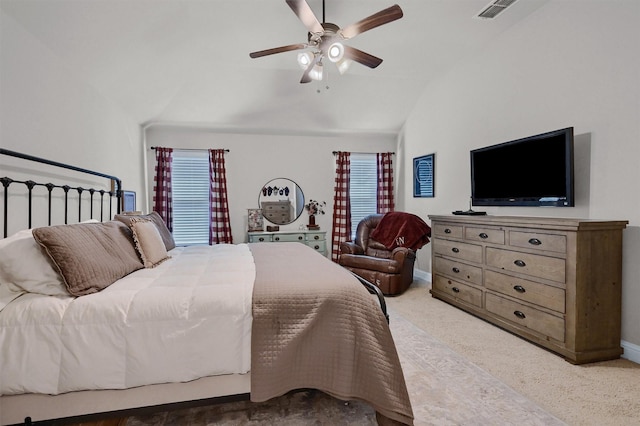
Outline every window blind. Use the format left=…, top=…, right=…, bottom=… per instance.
left=349, top=153, right=377, bottom=239
left=171, top=151, right=209, bottom=245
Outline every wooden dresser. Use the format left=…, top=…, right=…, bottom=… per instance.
left=247, top=230, right=327, bottom=256
left=429, top=215, right=628, bottom=364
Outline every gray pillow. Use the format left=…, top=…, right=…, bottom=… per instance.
left=32, top=221, right=144, bottom=296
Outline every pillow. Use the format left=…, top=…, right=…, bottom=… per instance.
left=0, top=228, right=68, bottom=296
left=129, top=218, right=170, bottom=268
left=0, top=281, right=25, bottom=311
left=32, top=221, right=144, bottom=296
left=115, top=211, right=175, bottom=251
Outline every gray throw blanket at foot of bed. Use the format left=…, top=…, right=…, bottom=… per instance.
left=249, top=242, right=414, bottom=425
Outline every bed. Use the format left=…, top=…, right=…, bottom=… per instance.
left=0, top=149, right=413, bottom=426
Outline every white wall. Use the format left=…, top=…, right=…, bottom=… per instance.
left=400, top=1, right=640, bottom=347
left=0, top=10, right=143, bottom=234
left=144, top=125, right=397, bottom=245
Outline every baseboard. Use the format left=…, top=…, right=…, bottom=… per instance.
left=413, top=268, right=431, bottom=283
left=621, top=340, right=640, bottom=364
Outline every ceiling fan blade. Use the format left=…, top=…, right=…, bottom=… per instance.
left=340, top=4, right=403, bottom=40
left=300, top=54, right=322, bottom=84
left=249, top=43, right=307, bottom=58
left=286, top=0, right=324, bottom=35
left=343, top=45, right=383, bottom=68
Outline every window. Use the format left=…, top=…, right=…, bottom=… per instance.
left=171, top=151, right=209, bottom=245
left=349, top=153, right=377, bottom=239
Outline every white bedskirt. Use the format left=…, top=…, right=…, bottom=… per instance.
left=0, top=244, right=255, bottom=396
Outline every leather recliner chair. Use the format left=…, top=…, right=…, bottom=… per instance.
left=339, top=214, right=416, bottom=296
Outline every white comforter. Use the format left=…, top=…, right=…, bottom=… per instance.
left=0, top=244, right=255, bottom=396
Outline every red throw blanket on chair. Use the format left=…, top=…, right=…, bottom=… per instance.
left=369, top=212, right=432, bottom=251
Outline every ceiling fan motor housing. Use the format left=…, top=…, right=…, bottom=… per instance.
left=307, top=22, right=340, bottom=42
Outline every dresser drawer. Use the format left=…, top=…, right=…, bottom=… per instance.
left=509, top=231, right=567, bottom=254
left=264, top=212, right=290, bottom=225
left=485, top=270, right=565, bottom=313
left=262, top=203, right=289, bottom=212
left=434, top=257, right=483, bottom=286
left=433, top=275, right=482, bottom=308
left=306, top=233, right=326, bottom=242
left=249, top=234, right=272, bottom=243
left=486, top=247, right=565, bottom=283
left=273, top=233, right=305, bottom=242
left=485, top=293, right=565, bottom=342
left=306, top=240, right=327, bottom=254
left=433, top=239, right=483, bottom=263
left=433, top=223, right=463, bottom=239
left=465, top=227, right=505, bottom=245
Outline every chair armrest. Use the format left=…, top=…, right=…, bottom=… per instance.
left=339, top=254, right=402, bottom=274
left=390, top=247, right=416, bottom=263
left=340, top=241, right=364, bottom=255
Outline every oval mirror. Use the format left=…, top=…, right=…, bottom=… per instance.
left=258, top=178, right=305, bottom=225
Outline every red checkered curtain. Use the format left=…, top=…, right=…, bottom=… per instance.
left=152, top=147, right=173, bottom=231
left=209, top=149, right=233, bottom=244
left=376, top=152, right=395, bottom=214
left=331, top=152, right=351, bottom=262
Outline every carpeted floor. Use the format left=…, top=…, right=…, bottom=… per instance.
left=387, top=279, right=640, bottom=426
left=117, top=278, right=640, bottom=426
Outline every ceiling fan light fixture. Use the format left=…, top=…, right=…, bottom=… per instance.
left=297, top=51, right=314, bottom=69
left=309, top=62, right=324, bottom=81
left=336, top=58, right=352, bottom=75
left=327, top=42, right=344, bottom=63
left=251, top=1, right=404, bottom=84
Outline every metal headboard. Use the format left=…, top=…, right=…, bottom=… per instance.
left=0, top=148, right=123, bottom=238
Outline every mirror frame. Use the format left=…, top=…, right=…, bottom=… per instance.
left=258, top=178, right=305, bottom=225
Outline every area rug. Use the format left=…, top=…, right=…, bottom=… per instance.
left=124, top=310, right=562, bottom=426
left=388, top=309, right=564, bottom=426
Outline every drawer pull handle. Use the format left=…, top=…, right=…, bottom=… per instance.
left=514, top=310, right=526, bottom=319
left=479, top=232, right=489, bottom=239
left=514, top=259, right=526, bottom=267
left=298, top=236, right=303, bottom=240
left=258, top=237, right=265, bottom=242
left=275, top=237, right=280, bottom=241
left=444, top=228, right=452, bottom=234
left=452, top=267, right=460, bottom=273
left=314, top=235, right=319, bottom=240
left=528, top=238, right=542, bottom=246
left=452, top=287, right=460, bottom=293
left=314, top=245, right=320, bottom=250
left=452, top=247, right=460, bottom=253
left=513, top=285, right=526, bottom=293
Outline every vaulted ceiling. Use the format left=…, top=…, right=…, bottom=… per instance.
left=1, top=0, right=548, bottom=134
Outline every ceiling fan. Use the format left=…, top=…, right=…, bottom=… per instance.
left=249, top=0, right=403, bottom=84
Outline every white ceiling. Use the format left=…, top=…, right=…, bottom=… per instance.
left=1, top=0, right=549, bottom=135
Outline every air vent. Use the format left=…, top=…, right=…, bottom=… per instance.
left=475, top=0, right=518, bottom=19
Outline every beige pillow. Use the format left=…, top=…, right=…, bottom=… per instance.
left=32, top=221, right=143, bottom=296
left=115, top=211, right=175, bottom=251
left=129, top=218, right=170, bottom=268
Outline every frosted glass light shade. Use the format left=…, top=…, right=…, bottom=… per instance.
left=327, top=42, right=344, bottom=63
left=309, top=63, right=323, bottom=81
left=297, top=52, right=314, bottom=69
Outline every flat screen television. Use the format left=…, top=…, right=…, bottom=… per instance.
left=470, top=127, right=574, bottom=207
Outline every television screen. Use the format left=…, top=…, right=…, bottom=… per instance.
left=471, top=127, right=574, bottom=207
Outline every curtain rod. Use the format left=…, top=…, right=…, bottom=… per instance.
left=332, top=151, right=395, bottom=155
left=150, top=146, right=229, bottom=152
